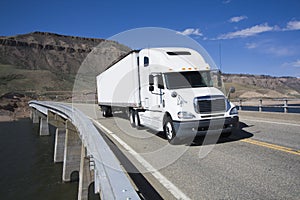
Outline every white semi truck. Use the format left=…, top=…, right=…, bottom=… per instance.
left=96, top=47, right=239, bottom=143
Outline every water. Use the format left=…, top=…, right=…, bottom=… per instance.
left=0, top=118, right=78, bottom=200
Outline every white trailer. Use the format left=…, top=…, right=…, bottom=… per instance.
left=96, top=47, right=239, bottom=143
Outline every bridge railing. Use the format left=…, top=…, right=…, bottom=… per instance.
left=29, top=100, right=140, bottom=200
left=231, top=98, right=300, bottom=113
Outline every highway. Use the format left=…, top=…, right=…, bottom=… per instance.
left=75, top=104, right=300, bottom=199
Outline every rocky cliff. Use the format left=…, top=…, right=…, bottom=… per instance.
left=0, top=32, right=106, bottom=74
left=0, top=32, right=131, bottom=93
left=223, top=74, right=300, bottom=99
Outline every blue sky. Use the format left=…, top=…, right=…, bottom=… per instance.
left=1, top=0, right=300, bottom=77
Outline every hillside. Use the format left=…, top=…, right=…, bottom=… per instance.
left=0, top=31, right=131, bottom=95
left=0, top=31, right=299, bottom=100
left=223, top=74, right=300, bottom=99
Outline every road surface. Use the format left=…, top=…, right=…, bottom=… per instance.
left=75, top=104, right=300, bottom=199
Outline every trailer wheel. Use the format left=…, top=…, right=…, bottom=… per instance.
left=164, top=117, right=176, bottom=143
left=129, top=109, right=136, bottom=127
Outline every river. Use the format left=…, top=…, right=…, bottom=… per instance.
left=0, top=118, right=78, bottom=200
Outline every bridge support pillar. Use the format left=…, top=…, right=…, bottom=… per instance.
left=31, top=108, right=39, bottom=124
left=39, top=117, right=50, bottom=136
left=63, top=120, right=82, bottom=182
left=54, top=128, right=66, bottom=163
left=78, top=145, right=94, bottom=200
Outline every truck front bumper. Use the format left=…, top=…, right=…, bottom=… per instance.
left=173, top=116, right=239, bottom=139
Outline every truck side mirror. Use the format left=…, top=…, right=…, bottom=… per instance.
left=217, top=70, right=222, bottom=87
left=157, top=75, right=164, bottom=89
left=229, top=86, right=235, bottom=94
left=149, top=75, right=154, bottom=85
left=149, top=85, right=154, bottom=92
left=227, top=86, right=235, bottom=98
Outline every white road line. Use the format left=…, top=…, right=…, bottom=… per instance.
left=242, top=118, right=300, bottom=127
left=93, top=120, right=114, bottom=134
left=92, top=120, right=191, bottom=200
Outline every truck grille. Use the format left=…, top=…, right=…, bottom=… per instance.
left=194, top=96, right=226, bottom=114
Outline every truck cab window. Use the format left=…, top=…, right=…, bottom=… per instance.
left=144, top=57, right=149, bottom=67
left=164, top=71, right=212, bottom=89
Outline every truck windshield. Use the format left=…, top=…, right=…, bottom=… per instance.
left=164, top=71, right=213, bottom=89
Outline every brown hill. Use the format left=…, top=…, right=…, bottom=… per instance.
left=0, top=31, right=299, bottom=100
left=223, top=74, right=300, bottom=99
left=0, top=32, right=131, bottom=94
left=0, top=31, right=105, bottom=73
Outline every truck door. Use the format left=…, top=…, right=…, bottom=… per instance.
left=148, top=73, right=165, bottom=129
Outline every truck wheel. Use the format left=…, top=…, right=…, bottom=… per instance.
left=102, top=106, right=108, bottom=117
left=134, top=111, right=141, bottom=128
left=102, top=106, right=112, bottom=117
left=129, top=109, right=136, bottom=127
left=164, top=117, right=176, bottom=143
left=221, top=131, right=232, bottom=137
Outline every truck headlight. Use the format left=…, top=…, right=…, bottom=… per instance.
left=230, top=107, right=238, bottom=115
left=177, top=111, right=196, bottom=119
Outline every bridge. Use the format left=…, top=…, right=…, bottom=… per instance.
left=29, top=101, right=140, bottom=200
left=29, top=101, right=300, bottom=200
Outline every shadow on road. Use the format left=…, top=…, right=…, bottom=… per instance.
left=130, top=121, right=254, bottom=146
left=191, top=121, right=254, bottom=146
left=106, top=112, right=254, bottom=146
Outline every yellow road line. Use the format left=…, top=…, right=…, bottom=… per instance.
left=241, top=138, right=300, bottom=156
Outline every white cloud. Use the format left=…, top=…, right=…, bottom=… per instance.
left=177, top=28, right=203, bottom=36
left=245, top=42, right=258, bottom=49
left=245, top=40, right=296, bottom=57
left=285, top=20, right=300, bottom=31
left=218, top=23, right=274, bottom=39
left=229, top=16, right=248, bottom=23
left=222, top=0, right=232, bottom=4
left=283, top=59, right=300, bottom=67
left=266, top=47, right=294, bottom=57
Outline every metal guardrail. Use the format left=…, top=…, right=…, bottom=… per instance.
left=231, top=98, right=300, bottom=113
left=29, top=100, right=140, bottom=200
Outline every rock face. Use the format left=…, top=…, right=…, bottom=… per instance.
left=223, top=74, right=300, bottom=99
left=0, top=92, right=31, bottom=121
left=0, top=31, right=130, bottom=75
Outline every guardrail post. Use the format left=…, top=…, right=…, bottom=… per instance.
left=239, top=99, right=242, bottom=110
left=63, top=120, right=82, bottom=182
left=259, top=99, right=262, bottom=112
left=284, top=99, right=288, bottom=113
left=78, top=145, right=95, bottom=200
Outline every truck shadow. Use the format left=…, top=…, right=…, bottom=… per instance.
left=110, top=113, right=254, bottom=146
left=190, top=121, right=254, bottom=146
left=138, top=121, right=254, bottom=146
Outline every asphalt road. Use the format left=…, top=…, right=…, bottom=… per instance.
left=75, top=104, right=300, bottom=200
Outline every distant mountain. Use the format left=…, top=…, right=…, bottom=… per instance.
left=0, top=31, right=299, bottom=99
left=0, top=31, right=103, bottom=73
left=0, top=32, right=131, bottom=94
left=223, top=74, right=300, bottom=99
